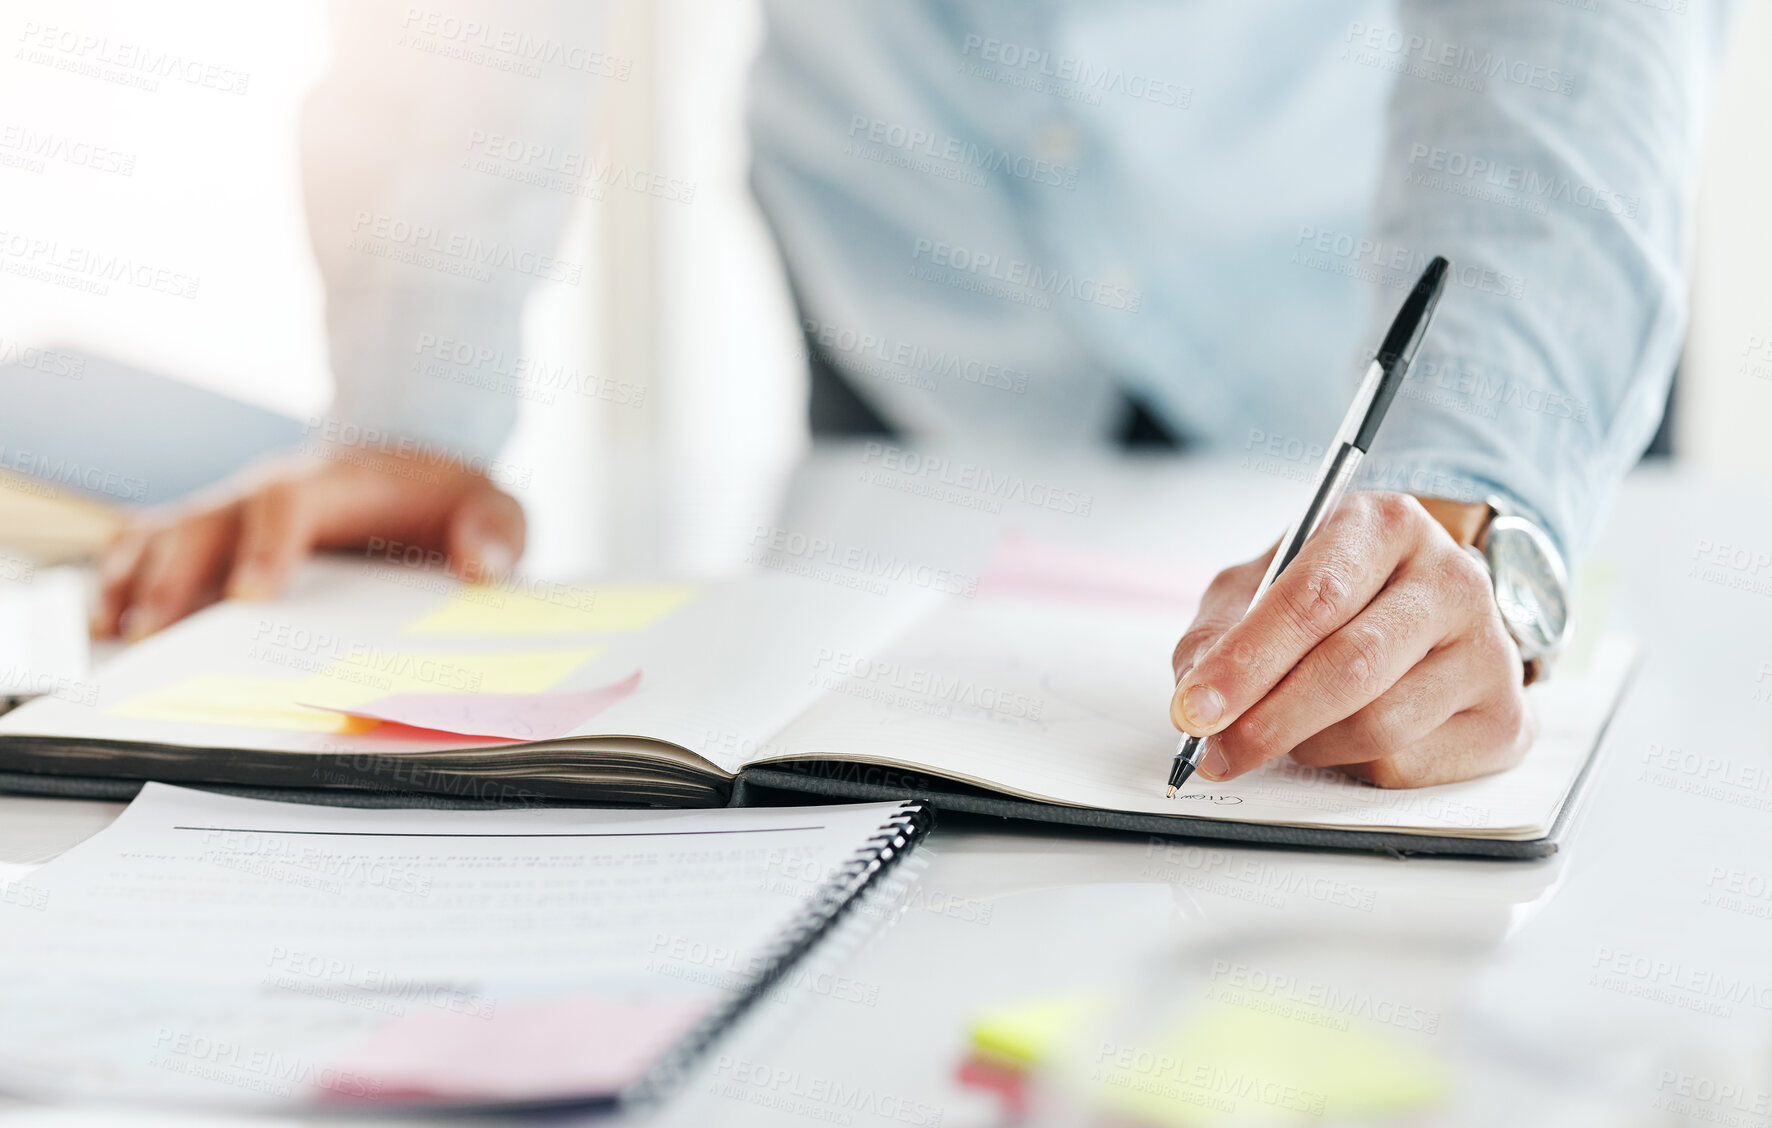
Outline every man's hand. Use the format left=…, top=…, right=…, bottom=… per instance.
left=1169, top=491, right=1533, bottom=789
left=94, top=450, right=524, bottom=639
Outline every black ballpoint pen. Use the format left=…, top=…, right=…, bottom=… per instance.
left=1166, top=255, right=1450, bottom=797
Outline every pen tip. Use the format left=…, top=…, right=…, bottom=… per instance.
left=1165, top=785, right=1177, bottom=799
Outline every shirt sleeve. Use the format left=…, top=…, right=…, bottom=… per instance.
left=1353, top=0, right=1735, bottom=558
left=298, top=0, right=601, bottom=463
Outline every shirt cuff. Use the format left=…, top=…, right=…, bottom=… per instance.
left=1352, top=446, right=1569, bottom=564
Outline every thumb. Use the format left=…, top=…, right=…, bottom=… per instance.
left=1169, top=542, right=1275, bottom=729
left=446, top=487, right=525, bottom=584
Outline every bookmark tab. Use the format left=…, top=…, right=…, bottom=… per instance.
left=977, top=532, right=1210, bottom=609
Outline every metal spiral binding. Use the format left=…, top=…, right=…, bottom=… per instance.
left=624, top=800, right=935, bottom=1108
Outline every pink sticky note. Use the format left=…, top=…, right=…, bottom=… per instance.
left=977, top=532, right=1211, bottom=609
left=320, top=993, right=713, bottom=1105
left=312, top=670, right=642, bottom=742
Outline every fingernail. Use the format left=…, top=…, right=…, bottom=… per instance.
left=228, top=568, right=273, bottom=601
left=1180, top=683, right=1225, bottom=730
left=474, top=541, right=515, bottom=582
left=1198, top=744, right=1231, bottom=782
left=122, top=608, right=161, bottom=641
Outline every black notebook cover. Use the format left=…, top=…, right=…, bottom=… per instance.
left=0, top=652, right=1631, bottom=861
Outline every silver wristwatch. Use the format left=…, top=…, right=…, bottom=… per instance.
left=1466, top=496, right=1573, bottom=686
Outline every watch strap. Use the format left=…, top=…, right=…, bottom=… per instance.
left=1415, top=495, right=1492, bottom=547
left=1417, top=494, right=1555, bottom=686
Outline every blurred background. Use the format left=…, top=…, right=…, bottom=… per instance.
left=1, top=0, right=1768, bottom=582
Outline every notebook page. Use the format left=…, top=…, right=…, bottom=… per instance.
left=759, top=595, right=1635, bottom=839
left=0, top=559, right=933, bottom=776
left=0, top=784, right=912, bottom=1108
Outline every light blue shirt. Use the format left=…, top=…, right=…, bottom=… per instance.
left=305, top=0, right=1735, bottom=557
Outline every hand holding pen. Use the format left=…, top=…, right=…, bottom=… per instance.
left=1165, top=258, right=1537, bottom=794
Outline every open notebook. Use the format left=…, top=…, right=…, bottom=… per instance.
left=0, top=537, right=1635, bottom=858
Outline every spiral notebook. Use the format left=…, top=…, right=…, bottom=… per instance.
left=0, top=783, right=931, bottom=1112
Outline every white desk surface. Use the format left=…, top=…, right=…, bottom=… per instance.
left=1, top=454, right=1768, bottom=1126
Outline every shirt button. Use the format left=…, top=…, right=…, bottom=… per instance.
left=1036, top=120, right=1079, bottom=163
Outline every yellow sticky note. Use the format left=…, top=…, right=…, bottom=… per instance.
left=108, top=649, right=602, bottom=734
left=972, top=995, right=1106, bottom=1070
left=300, top=647, right=602, bottom=708
left=110, top=675, right=376, bottom=735
left=1088, top=1001, right=1446, bottom=1126
left=405, top=585, right=697, bottom=637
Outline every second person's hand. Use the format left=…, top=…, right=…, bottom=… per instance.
left=93, top=448, right=525, bottom=640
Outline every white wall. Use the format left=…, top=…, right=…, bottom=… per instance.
left=1680, top=0, right=1772, bottom=474
left=0, top=0, right=330, bottom=415
left=634, top=0, right=805, bottom=577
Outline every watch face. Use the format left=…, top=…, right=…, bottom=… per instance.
left=1484, top=516, right=1571, bottom=660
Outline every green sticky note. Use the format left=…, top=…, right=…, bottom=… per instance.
left=1088, top=1001, right=1447, bottom=1125
left=971, top=994, right=1106, bottom=1070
